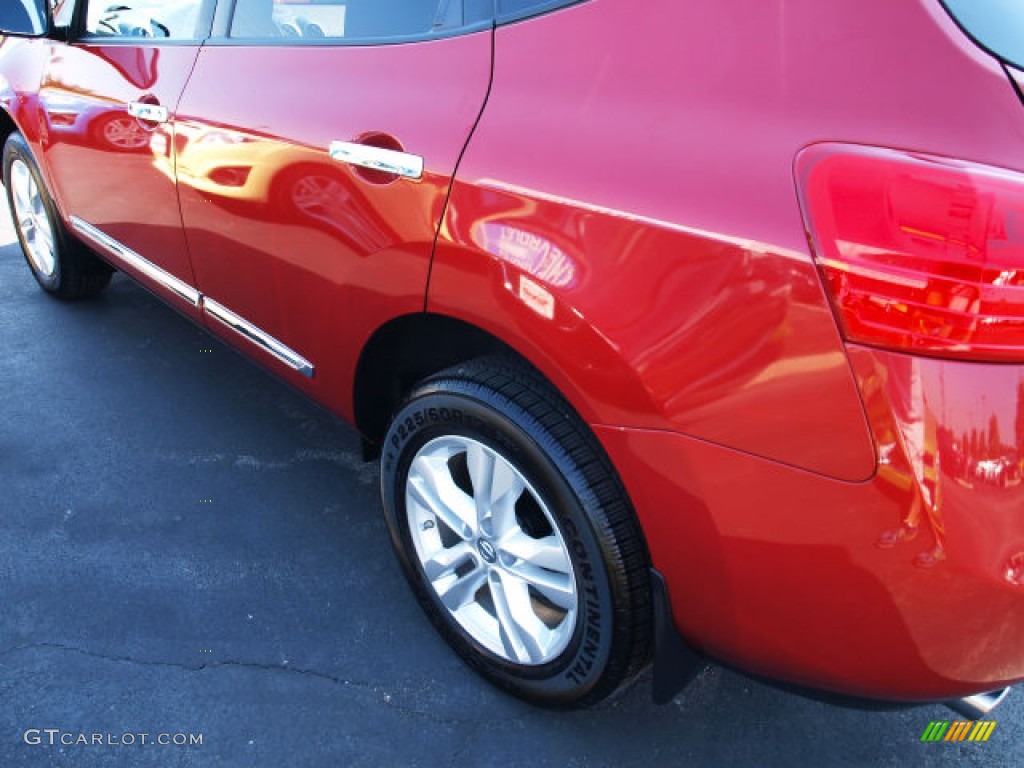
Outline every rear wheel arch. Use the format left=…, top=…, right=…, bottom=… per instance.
left=352, top=309, right=655, bottom=444
left=354, top=314, right=514, bottom=446
left=353, top=312, right=624, bottom=448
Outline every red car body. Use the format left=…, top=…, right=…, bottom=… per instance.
left=2, top=0, right=1023, bottom=706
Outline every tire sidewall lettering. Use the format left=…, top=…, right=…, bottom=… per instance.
left=381, top=389, right=616, bottom=698
left=385, top=403, right=476, bottom=472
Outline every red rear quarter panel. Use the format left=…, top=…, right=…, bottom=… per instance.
left=428, top=0, right=1024, bottom=697
left=431, top=0, right=1024, bottom=480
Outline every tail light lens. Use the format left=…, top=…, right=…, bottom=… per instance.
left=796, top=144, right=1024, bottom=362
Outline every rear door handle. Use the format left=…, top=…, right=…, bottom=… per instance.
left=329, top=141, right=423, bottom=180
left=127, top=101, right=169, bottom=124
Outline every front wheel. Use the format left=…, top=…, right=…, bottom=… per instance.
left=381, top=357, right=652, bottom=708
left=3, top=132, right=112, bottom=299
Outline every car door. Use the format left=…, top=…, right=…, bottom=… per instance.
left=173, top=0, right=493, bottom=412
left=37, top=0, right=215, bottom=314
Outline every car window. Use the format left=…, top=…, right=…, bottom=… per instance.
left=942, top=0, right=1024, bottom=70
left=496, top=0, right=581, bottom=24
left=229, top=0, right=487, bottom=41
left=52, top=0, right=77, bottom=27
left=84, top=0, right=206, bottom=39
left=1, top=1, right=46, bottom=35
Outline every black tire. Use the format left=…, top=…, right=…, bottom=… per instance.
left=3, top=131, right=112, bottom=299
left=381, top=356, right=652, bottom=708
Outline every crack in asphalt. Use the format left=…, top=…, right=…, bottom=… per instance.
left=0, top=642, right=467, bottom=726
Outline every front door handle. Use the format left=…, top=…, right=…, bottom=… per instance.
left=329, top=141, right=423, bottom=180
left=127, top=101, right=169, bottom=124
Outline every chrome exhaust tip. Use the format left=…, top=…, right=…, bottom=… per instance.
left=947, top=688, right=1011, bottom=720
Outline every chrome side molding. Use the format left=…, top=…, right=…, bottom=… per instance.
left=127, top=101, right=169, bottom=124
left=329, top=141, right=423, bottom=180
left=70, top=216, right=200, bottom=307
left=203, top=298, right=314, bottom=378
left=70, top=217, right=314, bottom=379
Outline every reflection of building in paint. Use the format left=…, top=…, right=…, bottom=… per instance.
left=471, top=221, right=578, bottom=289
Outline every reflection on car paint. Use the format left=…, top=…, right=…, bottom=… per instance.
left=40, top=88, right=152, bottom=152
left=852, top=348, right=1024, bottom=571
left=471, top=220, right=578, bottom=289
left=166, top=120, right=418, bottom=254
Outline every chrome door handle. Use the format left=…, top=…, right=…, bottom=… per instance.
left=127, top=101, right=169, bottom=124
left=329, top=141, right=423, bottom=180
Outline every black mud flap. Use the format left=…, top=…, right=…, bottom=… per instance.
left=651, top=568, right=705, bottom=704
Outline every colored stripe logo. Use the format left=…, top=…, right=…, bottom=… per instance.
left=921, top=721, right=997, bottom=742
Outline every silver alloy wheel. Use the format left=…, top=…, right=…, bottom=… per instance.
left=9, top=158, right=56, bottom=278
left=406, top=436, right=578, bottom=665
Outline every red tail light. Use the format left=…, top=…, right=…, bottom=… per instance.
left=796, top=144, right=1024, bottom=362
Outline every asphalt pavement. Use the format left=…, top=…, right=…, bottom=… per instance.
left=0, top=204, right=1021, bottom=767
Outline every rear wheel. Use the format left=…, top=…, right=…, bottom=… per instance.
left=3, top=132, right=112, bottom=299
left=381, top=357, right=652, bottom=707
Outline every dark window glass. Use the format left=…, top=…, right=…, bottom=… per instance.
left=942, top=0, right=1024, bottom=70
left=496, top=0, right=579, bottom=23
left=497, top=0, right=538, bottom=12
left=0, top=0, right=47, bottom=34
left=84, top=0, right=206, bottom=39
left=230, top=0, right=469, bottom=41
